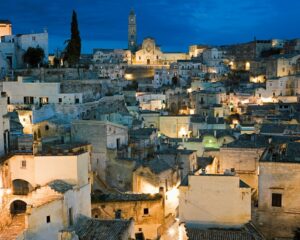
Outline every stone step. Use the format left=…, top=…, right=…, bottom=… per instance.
left=0, top=214, right=25, bottom=240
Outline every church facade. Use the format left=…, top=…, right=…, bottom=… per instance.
left=128, top=10, right=189, bottom=65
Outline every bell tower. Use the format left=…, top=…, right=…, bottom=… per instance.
left=128, top=9, right=137, bottom=52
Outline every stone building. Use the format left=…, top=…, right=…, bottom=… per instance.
left=224, top=40, right=273, bottom=70
left=134, top=38, right=189, bottom=65
left=219, top=135, right=266, bottom=192
left=135, top=38, right=163, bottom=65
left=129, top=128, right=158, bottom=160
left=156, top=147, right=198, bottom=180
left=0, top=30, right=48, bottom=69
left=133, top=157, right=181, bottom=217
left=139, top=110, right=160, bottom=129
left=179, top=174, right=251, bottom=227
left=0, top=20, right=12, bottom=37
left=0, top=93, right=10, bottom=156
left=188, top=44, right=208, bottom=58
left=159, top=115, right=191, bottom=138
left=71, top=120, right=128, bottom=187
left=255, top=142, right=300, bottom=239
left=190, top=89, right=227, bottom=114
left=93, top=49, right=131, bottom=64
left=91, top=193, right=164, bottom=239
left=265, top=53, right=300, bottom=78
left=63, top=216, right=135, bottom=240
left=0, top=144, right=92, bottom=239
left=3, top=76, right=83, bottom=106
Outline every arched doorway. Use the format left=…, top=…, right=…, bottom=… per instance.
left=10, top=200, right=27, bottom=215
left=12, top=179, right=33, bottom=195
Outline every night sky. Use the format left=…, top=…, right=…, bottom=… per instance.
left=1, top=0, right=299, bottom=53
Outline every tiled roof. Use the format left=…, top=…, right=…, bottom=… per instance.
left=129, top=128, right=157, bottom=138
left=91, top=193, right=162, bottom=203
left=144, top=157, right=173, bottom=174
left=225, top=134, right=267, bottom=148
left=48, top=180, right=74, bottom=193
left=186, top=228, right=253, bottom=240
left=74, top=216, right=133, bottom=240
left=185, top=223, right=264, bottom=240
left=261, top=142, right=300, bottom=163
left=197, top=156, right=214, bottom=169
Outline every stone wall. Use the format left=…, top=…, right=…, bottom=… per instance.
left=255, top=162, right=300, bottom=239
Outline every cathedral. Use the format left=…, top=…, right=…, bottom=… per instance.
left=128, top=9, right=189, bottom=65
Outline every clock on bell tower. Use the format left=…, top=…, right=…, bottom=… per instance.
left=128, top=9, right=137, bottom=53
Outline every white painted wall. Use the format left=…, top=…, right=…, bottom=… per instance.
left=3, top=78, right=82, bottom=105
left=179, top=175, right=251, bottom=227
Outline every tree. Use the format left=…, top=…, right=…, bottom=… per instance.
left=23, top=47, right=45, bottom=67
left=64, top=10, right=81, bottom=66
left=53, top=57, right=60, bottom=68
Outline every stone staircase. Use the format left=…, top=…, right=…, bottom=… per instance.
left=0, top=214, right=25, bottom=240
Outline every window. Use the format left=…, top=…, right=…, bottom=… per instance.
left=272, top=193, right=282, bottom=207
left=58, top=98, right=62, bottom=103
left=46, top=216, right=51, bottom=223
left=69, top=207, right=73, bottom=226
left=143, top=208, right=149, bottom=215
left=116, top=138, right=120, bottom=149
left=32, top=36, right=36, bottom=41
left=75, top=98, right=80, bottom=104
left=115, top=209, right=122, bottom=219
left=39, top=97, right=49, bottom=105
left=24, top=96, right=34, bottom=104
left=21, top=160, right=26, bottom=169
left=45, top=125, right=49, bottom=131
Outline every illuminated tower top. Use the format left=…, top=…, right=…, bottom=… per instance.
left=128, top=9, right=137, bottom=52
left=0, top=20, right=12, bottom=38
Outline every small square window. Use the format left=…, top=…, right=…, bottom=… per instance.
left=46, top=216, right=51, bottom=223
left=143, top=208, right=149, bottom=215
left=21, top=160, right=26, bottom=169
left=272, top=193, right=282, bottom=207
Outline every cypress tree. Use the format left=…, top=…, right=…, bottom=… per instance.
left=64, top=10, right=81, bottom=66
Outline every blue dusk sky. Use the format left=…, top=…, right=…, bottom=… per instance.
left=0, top=0, right=299, bottom=53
